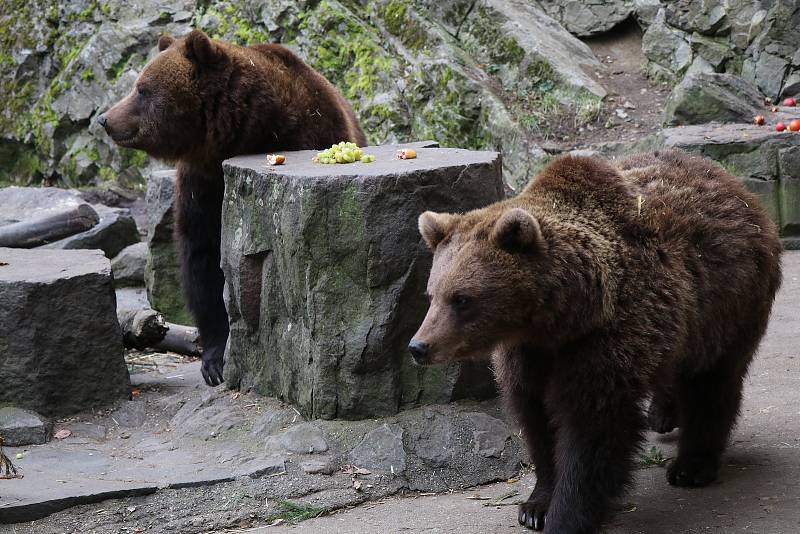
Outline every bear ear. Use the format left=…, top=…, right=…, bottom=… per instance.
left=184, top=29, right=222, bottom=65
left=419, top=211, right=455, bottom=250
left=158, top=35, right=175, bottom=52
left=491, top=208, right=544, bottom=253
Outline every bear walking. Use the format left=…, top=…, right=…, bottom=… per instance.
left=100, top=30, right=366, bottom=385
left=410, top=150, right=782, bottom=533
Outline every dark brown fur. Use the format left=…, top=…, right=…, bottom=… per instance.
left=411, top=150, right=782, bottom=533
left=100, top=30, right=366, bottom=385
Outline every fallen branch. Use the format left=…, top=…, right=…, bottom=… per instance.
left=0, top=204, right=99, bottom=248
left=155, top=323, right=201, bottom=356
left=118, top=308, right=168, bottom=350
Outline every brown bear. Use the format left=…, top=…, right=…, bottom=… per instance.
left=99, top=30, right=366, bottom=385
left=409, top=149, right=782, bottom=533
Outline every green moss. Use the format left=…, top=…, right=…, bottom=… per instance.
left=120, top=148, right=148, bottom=169
left=0, top=142, right=42, bottom=185
left=379, top=1, right=427, bottom=50
left=461, top=5, right=525, bottom=65
left=200, top=2, right=270, bottom=45
left=302, top=1, right=395, bottom=101
left=79, top=67, right=95, bottom=82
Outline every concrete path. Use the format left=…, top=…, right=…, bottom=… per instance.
left=267, top=251, right=800, bottom=534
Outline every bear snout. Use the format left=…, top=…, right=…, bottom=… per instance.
left=96, top=114, right=108, bottom=128
left=408, top=339, right=431, bottom=365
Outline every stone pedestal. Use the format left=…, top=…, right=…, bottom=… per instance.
left=221, top=144, right=504, bottom=420
left=144, top=170, right=193, bottom=325
left=0, top=248, right=130, bottom=417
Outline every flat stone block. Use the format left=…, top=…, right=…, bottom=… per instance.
left=221, top=145, right=503, bottom=420
left=0, top=407, right=52, bottom=446
left=0, top=248, right=130, bottom=417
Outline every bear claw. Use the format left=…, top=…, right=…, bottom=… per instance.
left=201, top=349, right=225, bottom=386
left=518, top=501, right=547, bottom=531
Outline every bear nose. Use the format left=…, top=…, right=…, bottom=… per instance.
left=96, top=114, right=108, bottom=129
left=408, top=340, right=430, bottom=364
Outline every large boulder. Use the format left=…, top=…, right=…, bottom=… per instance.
left=0, top=248, right=130, bottom=417
left=536, top=0, right=635, bottom=36
left=221, top=144, right=503, bottom=420
left=144, top=169, right=193, bottom=325
left=662, top=72, right=766, bottom=126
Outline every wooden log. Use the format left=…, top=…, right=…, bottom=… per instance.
left=155, top=323, right=201, bottom=356
left=118, top=307, right=168, bottom=350
left=0, top=204, right=99, bottom=248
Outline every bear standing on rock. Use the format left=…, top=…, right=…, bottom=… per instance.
left=409, top=150, right=782, bottom=533
left=100, top=30, right=366, bottom=385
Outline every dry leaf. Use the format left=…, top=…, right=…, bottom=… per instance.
left=54, top=429, right=72, bottom=439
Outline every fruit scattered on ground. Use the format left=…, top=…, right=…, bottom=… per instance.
left=784, top=97, right=797, bottom=107
left=789, top=119, right=800, bottom=132
left=266, top=154, right=285, bottom=165
left=753, top=115, right=765, bottom=125
left=396, top=148, right=417, bottom=159
left=776, top=122, right=786, bottom=132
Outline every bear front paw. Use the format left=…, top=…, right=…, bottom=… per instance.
left=518, top=497, right=549, bottom=531
left=667, top=456, right=719, bottom=487
left=647, top=399, right=677, bottom=433
left=201, top=348, right=225, bottom=386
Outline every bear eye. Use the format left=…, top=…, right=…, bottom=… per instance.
left=137, top=86, right=151, bottom=98
left=451, top=294, right=473, bottom=313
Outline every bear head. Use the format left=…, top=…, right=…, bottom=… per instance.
left=409, top=207, right=551, bottom=366
left=98, top=30, right=225, bottom=161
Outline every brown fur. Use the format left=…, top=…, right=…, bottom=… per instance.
left=411, top=150, right=782, bottom=533
left=100, top=30, right=365, bottom=385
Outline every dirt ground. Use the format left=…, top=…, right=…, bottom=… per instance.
left=263, top=251, right=800, bottom=534
left=538, top=18, right=670, bottom=153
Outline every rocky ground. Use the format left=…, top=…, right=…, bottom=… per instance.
left=2, top=253, right=797, bottom=534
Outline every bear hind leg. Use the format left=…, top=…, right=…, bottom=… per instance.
left=668, top=356, right=750, bottom=487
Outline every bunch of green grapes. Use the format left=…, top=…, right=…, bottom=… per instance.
left=314, top=142, right=376, bottom=164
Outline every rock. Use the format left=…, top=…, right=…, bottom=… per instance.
left=66, top=422, right=108, bottom=440
left=221, top=145, right=502, bottom=420
left=641, top=9, right=693, bottom=83
left=413, top=410, right=456, bottom=467
left=0, top=187, right=88, bottom=227
left=111, top=242, right=147, bottom=286
left=537, top=0, right=634, bottom=36
left=638, top=2, right=800, bottom=99
left=144, top=169, right=193, bottom=325
left=40, top=204, right=140, bottom=258
left=0, top=407, right=52, bottom=446
left=0, top=248, right=130, bottom=417
left=111, top=401, right=146, bottom=428
left=349, top=424, right=406, bottom=474
left=663, top=72, right=766, bottom=126
left=300, top=458, right=336, bottom=475
left=169, top=393, right=244, bottom=440
left=235, top=456, right=286, bottom=478
left=265, top=423, right=329, bottom=454
left=250, top=409, right=296, bottom=439
left=465, top=412, right=511, bottom=458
